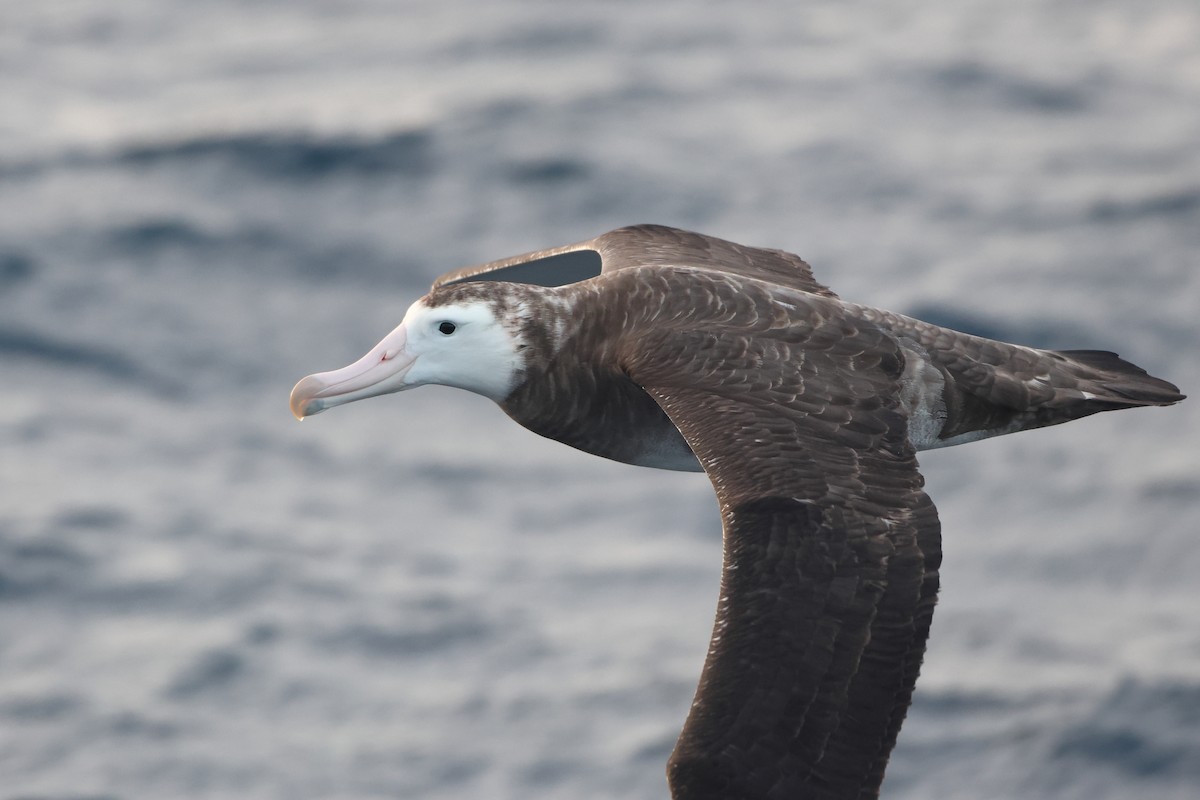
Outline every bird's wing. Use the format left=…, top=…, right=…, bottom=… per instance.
left=621, top=289, right=940, bottom=800
left=593, top=225, right=838, bottom=297
left=432, top=225, right=837, bottom=297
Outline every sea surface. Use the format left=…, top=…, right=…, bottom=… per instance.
left=2, top=2, right=1198, bottom=798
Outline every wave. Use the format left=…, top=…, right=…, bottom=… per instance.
left=115, top=129, right=436, bottom=180
left=0, top=325, right=184, bottom=399
left=1050, top=679, right=1200, bottom=780
left=1, top=128, right=436, bottom=183
left=924, top=60, right=1093, bottom=114
left=1088, top=187, right=1200, bottom=223
left=103, top=218, right=276, bottom=254
left=0, top=251, right=37, bottom=288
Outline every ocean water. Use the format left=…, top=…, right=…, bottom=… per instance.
left=2, top=2, right=1198, bottom=798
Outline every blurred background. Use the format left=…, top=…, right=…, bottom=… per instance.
left=2, top=1, right=1198, bottom=798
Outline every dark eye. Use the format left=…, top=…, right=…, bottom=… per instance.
left=438, top=321, right=457, bottom=335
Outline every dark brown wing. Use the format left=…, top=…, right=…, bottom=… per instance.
left=594, top=225, right=837, bottom=297
left=855, top=306, right=1186, bottom=444
left=622, top=288, right=940, bottom=799
left=433, top=225, right=837, bottom=297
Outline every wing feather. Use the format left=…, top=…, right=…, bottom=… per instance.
left=433, top=225, right=837, bottom=297
left=622, top=280, right=940, bottom=799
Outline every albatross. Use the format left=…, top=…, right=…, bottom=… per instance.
left=289, top=225, right=1184, bottom=799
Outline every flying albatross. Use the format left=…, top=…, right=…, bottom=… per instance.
left=290, top=225, right=1184, bottom=799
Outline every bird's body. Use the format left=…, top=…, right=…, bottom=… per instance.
left=290, top=225, right=1183, bottom=799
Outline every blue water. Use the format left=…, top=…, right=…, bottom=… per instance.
left=2, top=2, right=1198, bottom=798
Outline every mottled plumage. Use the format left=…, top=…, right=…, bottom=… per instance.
left=290, top=225, right=1184, bottom=799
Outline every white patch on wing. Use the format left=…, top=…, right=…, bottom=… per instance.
left=1022, top=372, right=1055, bottom=395
left=897, top=339, right=948, bottom=451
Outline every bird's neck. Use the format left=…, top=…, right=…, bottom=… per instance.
left=497, top=284, right=700, bottom=470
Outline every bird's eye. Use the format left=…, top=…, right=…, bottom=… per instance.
left=438, top=321, right=457, bottom=335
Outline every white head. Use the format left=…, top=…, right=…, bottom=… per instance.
left=290, top=293, right=525, bottom=419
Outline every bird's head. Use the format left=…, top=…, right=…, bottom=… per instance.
left=290, top=287, right=530, bottom=419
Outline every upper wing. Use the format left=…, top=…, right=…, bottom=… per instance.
left=621, top=287, right=940, bottom=799
left=433, top=224, right=837, bottom=297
